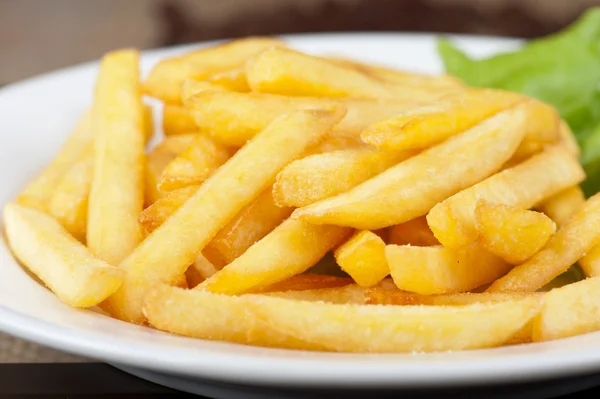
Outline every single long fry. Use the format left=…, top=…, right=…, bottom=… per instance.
left=207, top=67, right=249, bottom=92
left=387, top=216, right=439, bottom=246
left=198, top=219, right=351, bottom=295
left=186, top=91, right=411, bottom=146
left=17, top=110, right=93, bottom=212
left=273, top=147, right=410, bottom=207
left=533, top=277, right=600, bottom=342
left=3, top=204, right=123, bottom=307
left=386, top=244, right=510, bottom=295
left=105, top=108, right=345, bottom=323
left=144, top=37, right=283, bottom=103
left=475, top=201, right=556, bottom=264
left=87, top=49, right=145, bottom=265
left=144, top=134, right=197, bottom=205
left=293, top=106, right=529, bottom=229
left=536, top=186, right=585, bottom=227
left=162, top=105, right=198, bottom=136
left=158, top=134, right=234, bottom=191
left=487, top=193, right=600, bottom=292
left=427, top=147, right=585, bottom=249
left=145, top=285, right=540, bottom=353
left=361, top=89, right=524, bottom=150
left=334, top=230, right=389, bottom=288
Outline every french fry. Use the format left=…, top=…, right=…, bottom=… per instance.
left=207, top=67, right=249, bottom=92
left=536, top=186, right=585, bottom=227
left=145, top=285, right=540, bottom=352
left=144, top=134, right=197, bottom=205
left=144, top=37, right=284, bottom=103
left=105, top=108, right=345, bottom=323
left=293, top=106, right=529, bottom=229
left=580, top=246, right=600, bottom=277
left=386, top=244, right=510, bottom=295
left=185, top=91, right=411, bottom=147
left=246, top=47, right=459, bottom=102
left=487, top=193, right=600, bottom=292
left=181, top=79, right=228, bottom=105
left=387, top=216, right=439, bottom=246
left=87, top=49, right=145, bottom=265
left=361, top=89, right=524, bottom=150
left=532, top=277, right=600, bottom=342
left=17, top=110, right=93, bottom=212
left=427, top=147, right=585, bottom=249
left=191, top=252, right=219, bottom=280
left=138, top=185, right=199, bottom=234
left=3, top=204, right=123, bottom=307
left=264, top=285, right=367, bottom=304
left=157, top=134, right=235, bottom=192
left=198, top=219, right=351, bottom=295
left=162, top=105, right=198, bottom=136
left=558, top=119, right=581, bottom=158
left=273, top=147, right=411, bottom=207
left=334, top=230, right=389, bottom=287
left=475, top=201, right=557, bottom=264
left=254, top=274, right=354, bottom=293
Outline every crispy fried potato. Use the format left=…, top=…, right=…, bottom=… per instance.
left=264, top=285, right=366, bottom=304
left=105, top=108, right=345, bottom=323
left=158, top=134, right=234, bottom=191
left=387, top=216, right=439, bottom=246
left=207, top=67, right=249, bottom=92
left=487, top=193, right=600, bottom=292
left=475, top=201, right=556, bottom=264
left=273, top=147, right=410, bottom=207
left=162, top=105, right=198, bottom=136
left=145, top=285, right=540, bottom=352
left=17, top=110, right=93, bottom=212
left=293, top=106, right=529, bottom=229
left=87, top=49, right=145, bottom=265
left=138, top=185, right=198, bottom=234
left=580, top=246, right=600, bottom=277
left=185, top=91, right=411, bottom=147
left=254, top=274, right=354, bottom=293
left=428, top=147, right=585, bottom=249
left=334, top=230, right=389, bottom=287
left=3, top=204, right=123, bottom=307
left=533, top=277, right=600, bottom=342
left=386, top=244, right=510, bottom=295
left=361, top=89, right=524, bottom=151
left=198, top=219, right=351, bottom=295
left=144, top=37, right=283, bottom=103
left=558, top=120, right=581, bottom=158
left=144, top=134, right=197, bottom=205
left=536, top=186, right=585, bottom=227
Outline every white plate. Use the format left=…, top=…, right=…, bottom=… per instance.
left=1, top=33, right=598, bottom=392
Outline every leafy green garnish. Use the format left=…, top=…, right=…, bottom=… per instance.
left=437, top=8, right=600, bottom=196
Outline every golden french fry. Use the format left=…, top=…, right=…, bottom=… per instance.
left=558, top=120, right=581, bottom=158
left=294, top=106, right=529, bottom=229
left=158, top=134, right=235, bottom=192
left=536, top=186, right=585, bottom=227
left=207, top=67, right=249, bottom=92
left=3, top=203, right=123, bottom=307
left=361, top=89, right=524, bottom=151
left=186, top=91, right=411, bottom=147
left=273, top=147, right=410, bottom=208
left=264, top=285, right=367, bottom=304
left=48, top=146, right=94, bottom=242
left=254, top=274, right=354, bottom=293
left=105, top=108, right=345, bottom=323
left=487, top=193, right=600, bottom=292
left=87, top=49, right=145, bottom=265
left=519, top=99, right=560, bottom=145
left=386, top=244, right=510, bottom=295
left=144, top=134, right=197, bottom=205
left=138, top=185, right=199, bottom=234
left=144, top=37, right=284, bottom=103
left=142, top=104, right=154, bottom=140
left=17, top=110, right=93, bottom=212
left=387, top=216, right=439, bottom=246
left=580, top=246, right=600, bottom=277
left=334, top=230, right=389, bottom=288
left=162, top=105, right=198, bottom=136
left=427, top=147, right=585, bottom=249
left=145, top=285, right=540, bottom=352
left=532, top=277, right=600, bottom=342
left=198, top=219, right=351, bottom=295
left=475, top=201, right=556, bottom=264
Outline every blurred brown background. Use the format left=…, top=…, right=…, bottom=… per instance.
left=1, top=0, right=599, bottom=85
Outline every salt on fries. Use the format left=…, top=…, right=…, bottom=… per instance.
left=5, top=37, right=600, bottom=353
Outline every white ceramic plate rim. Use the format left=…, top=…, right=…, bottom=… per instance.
left=2, top=32, right=599, bottom=389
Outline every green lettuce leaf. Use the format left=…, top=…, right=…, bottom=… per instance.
left=437, top=8, right=600, bottom=196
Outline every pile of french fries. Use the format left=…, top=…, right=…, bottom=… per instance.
left=7, top=36, right=600, bottom=353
